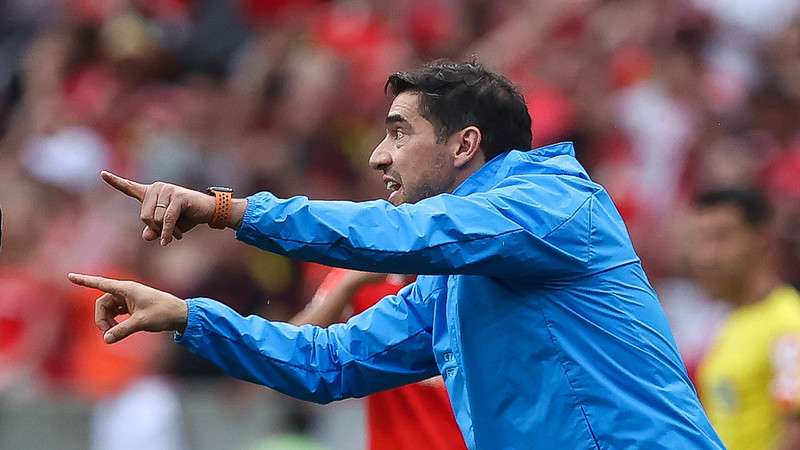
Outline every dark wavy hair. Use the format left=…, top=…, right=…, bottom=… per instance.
left=385, top=60, right=533, bottom=160
left=694, top=188, right=773, bottom=228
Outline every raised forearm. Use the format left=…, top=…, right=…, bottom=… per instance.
left=291, top=276, right=362, bottom=327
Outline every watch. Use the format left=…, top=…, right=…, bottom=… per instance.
left=206, top=186, right=234, bottom=229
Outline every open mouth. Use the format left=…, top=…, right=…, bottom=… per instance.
left=383, top=177, right=403, bottom=203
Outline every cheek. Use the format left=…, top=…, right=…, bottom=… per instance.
left=418, top=152, right=455, bottom=192
left=391, top=145, right=426, bottom=179
left=725, top=235, right=754, bottom=258
left=708, top=244, right=750, bottom=277
left=395, top=141, right=452, bottom=186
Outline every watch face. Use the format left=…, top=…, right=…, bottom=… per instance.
left=207, top=186, right=233, bottom=193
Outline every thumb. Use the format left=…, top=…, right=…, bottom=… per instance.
left=103, top=316, right=141, bottom=344
left=142, top=225, right=159, bottom=241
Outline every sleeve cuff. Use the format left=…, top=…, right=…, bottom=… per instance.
left=235, top=193, right=267, bottom=244
left=174, top=298, right=205, bottom=343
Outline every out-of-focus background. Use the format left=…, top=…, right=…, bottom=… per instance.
left=0, top=0, right=799, bottom=449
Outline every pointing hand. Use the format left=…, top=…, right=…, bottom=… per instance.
left=68, top=273, right=189, bottom=344
left=101, top=171, right=229, bottom=246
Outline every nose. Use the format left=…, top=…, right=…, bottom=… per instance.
left=369, top=137, right=392, bottom=171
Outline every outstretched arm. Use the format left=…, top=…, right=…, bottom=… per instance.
left=100, top=171, right=594, bottom=279
left=236, top=181, right=594, bottom=278
left=68, top=273, right=439, bottom=403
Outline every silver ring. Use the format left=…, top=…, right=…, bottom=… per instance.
left=155, top=203, right=168, bottom=209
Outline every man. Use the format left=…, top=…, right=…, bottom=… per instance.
left=291, top=268, right=466, bottom=450
left=690, top=189, right=800, bottom=450
left=68, top=61, right=724, bottom=449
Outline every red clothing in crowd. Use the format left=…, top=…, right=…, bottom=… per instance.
left=314, top=268, right=467, bottom=450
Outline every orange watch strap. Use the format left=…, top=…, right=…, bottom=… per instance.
left=209, top=190, right=233, bottom=229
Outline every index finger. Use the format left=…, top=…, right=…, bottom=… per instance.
left=68, top=273, right=127, bottom=295
left=101, top=171, right=147, bottom=202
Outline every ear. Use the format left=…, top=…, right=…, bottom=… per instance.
left=452, top=126, right=483, bottom=168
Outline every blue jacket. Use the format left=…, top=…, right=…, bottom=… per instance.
left=176, top=142, right=724, bottom=449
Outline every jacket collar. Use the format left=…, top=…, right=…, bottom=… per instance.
left=452, top=141, right=576, bottom=196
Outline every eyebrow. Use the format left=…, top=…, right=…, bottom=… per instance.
left=385, top=114, right=409, bottom=127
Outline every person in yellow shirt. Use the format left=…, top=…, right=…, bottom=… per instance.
left=690, top=188, right=800, bottom=450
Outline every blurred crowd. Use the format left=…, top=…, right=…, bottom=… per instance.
left=1, top=0, right=799, bottom=449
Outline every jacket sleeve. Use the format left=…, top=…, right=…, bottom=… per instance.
left=236, top=178, right=597, bottom=279
left=174, top=283, right=440, bottom=403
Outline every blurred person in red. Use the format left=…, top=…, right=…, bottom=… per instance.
left=292, top=267, right=466, bottom=450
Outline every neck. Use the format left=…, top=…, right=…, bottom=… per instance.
left=729, top=267, right=781, bottom=307
left=449, top=153, right=488, bottom=193
left=450, top=168, right=479, bottom=192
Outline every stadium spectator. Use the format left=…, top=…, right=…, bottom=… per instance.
left=690, top=189, right=800, bottom=450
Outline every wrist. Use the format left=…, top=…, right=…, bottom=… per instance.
left=228, top=198, right=247, bottom=229
left=172, top=299, right=188, bottom=334
left=206, top=187, right=234, bottom=229
left=342, top=273, right=378, bottom=290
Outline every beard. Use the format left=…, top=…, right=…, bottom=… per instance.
left=404, top=180, right=447, bottom=204
left=399, top=152, right=455, bottom=204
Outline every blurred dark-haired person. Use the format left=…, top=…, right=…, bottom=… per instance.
left=691, top=189, right=800, bottom=450
left=291, top=268, right=466, bottom=450
left=70, top=60, right=723, bottom=450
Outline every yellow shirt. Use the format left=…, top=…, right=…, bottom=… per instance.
left=698, top=285, right=800, bottom=450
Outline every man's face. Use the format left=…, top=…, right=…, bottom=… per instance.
left=369, top=92, right=458, bottom=206
left=687, top=204, right=766, bottom=300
